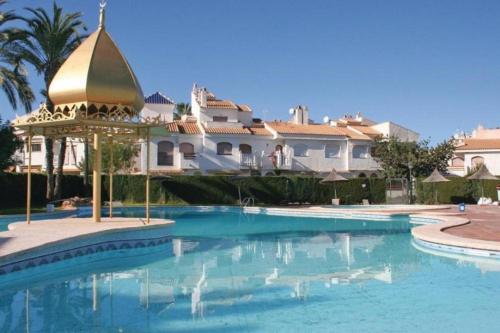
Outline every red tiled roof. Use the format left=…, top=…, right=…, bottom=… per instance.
left=203, top=124, right=271, bottom=136
left=456, top=139, right=500, bottom=150
left=265, top=122, right=374, bottom=140
left=166, top=121, right=202, bottom=135
left=348, top=125, right=382, bottom=137
left=205, top=98, right=252, bottom=112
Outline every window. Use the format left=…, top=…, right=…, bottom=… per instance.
left=213, top=116, right=228, bottom=122
left=294, top=144, right=308, bottom=157
left=180, top=143, right=195, bottom=159
left=31, top=143, right=42, bottom=152
left=325, top=144, right=341, bottom=158
left=471, top=156, right=484, bottom=169
left=217, top=142, right=233, bottom=155
left=239, top=144, right=252, bottom=154
left=451, top=157, right=464, bottom=167
left=352, top=145, right=369, bottom=159
left=157, top=141, right=174, bottom=166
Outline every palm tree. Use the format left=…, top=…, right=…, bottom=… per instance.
left=174, top=103, right=191, bottom=120
left=17, top=2, right=87, bottom=200
left=0, top=0, right=34, bottom=112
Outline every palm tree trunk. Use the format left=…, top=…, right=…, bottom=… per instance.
left=54, top=137, right=67, bottom=200
left=45, top=137, right=54, bottom=201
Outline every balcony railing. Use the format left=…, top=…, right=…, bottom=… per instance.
left=239, top=153, right=256, bottom=169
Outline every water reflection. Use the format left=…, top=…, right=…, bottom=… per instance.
left=0, top=229, right=414, bottom=332
left=1, top=211, right=498, bottom=332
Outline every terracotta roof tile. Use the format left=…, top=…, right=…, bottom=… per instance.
left=203, top=124, right=271, bottom=136
left=266, top=122, right=345, bottom=136
left=204, top=126, right=252, bottom=135
left=456, top=139, right=500, bottom=150
left=166, top=121, right=201, bottom=135
left=348, top=125, right=382, bottom=137
left=206, top=99, right=238, bottom=109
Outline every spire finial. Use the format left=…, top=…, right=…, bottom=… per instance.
left=99, top=0, right=107, bottom=29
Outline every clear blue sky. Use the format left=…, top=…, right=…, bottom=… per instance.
left=2, top=0, right=500, bottom=143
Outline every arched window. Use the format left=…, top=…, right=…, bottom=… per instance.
left=358, top=172, right=367, bottom=178
left=157, top=141, right=174, bottom=166
left=180, top=143, right=195, bottom=159
left=294, top=144, right=308, bottom=157
left=471, top=156, right=484, bottom=169
left=325, top=144, right=341, bottom=158
left=217, top=142, right=233, bottom=155
left=239, top=144, right=252, bottom=154
left=352, top=145, right=369, bottom=159
left=370, top=173, right=378, bottom=178
left=451, top=157, right=464, bottom=167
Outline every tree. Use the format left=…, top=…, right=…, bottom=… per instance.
left=78, top=143, right=140, bottom=174
left=174, top=103, right=191, bottom=120
left=371, top=136, right=456, bottom=180
left=0, top=117, right=22, bottom=171
left=17, top=2, right=87, bottom=200
left=0, top=0, right=34, bottom=112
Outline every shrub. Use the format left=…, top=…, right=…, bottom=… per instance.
left=415, top=177, right=499, bottom=204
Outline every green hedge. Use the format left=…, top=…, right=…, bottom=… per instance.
left=0, top=173, right=86, bottom=209
left=103, top=175, right=386, bottom=205
left=416, top=177, right=499, bottom=204
left=0, top=174, right=387, bottom=208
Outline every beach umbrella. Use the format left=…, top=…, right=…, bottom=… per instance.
left=467, top=164, right=498, bottom=197
left=422, top=168, right=450, bottom=203
left=320, top=168, right=348, bottom=199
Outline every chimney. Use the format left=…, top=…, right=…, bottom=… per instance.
left=199, top=88, right=207, bottom=108
left=292, top=105, right=309, bottom=125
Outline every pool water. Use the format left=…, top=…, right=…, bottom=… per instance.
left=0, top=208, right=499, bottom=332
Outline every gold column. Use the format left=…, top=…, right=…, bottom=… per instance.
left=146, top=128, right=150, bottom=224
left=93, top=132, right=102, bottom=222
left=26, top=128, right=32, bottom=224
left=108, top=136, right=113, bottom=218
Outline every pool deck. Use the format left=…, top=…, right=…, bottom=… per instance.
left=0, top=217, right=174, bottom=265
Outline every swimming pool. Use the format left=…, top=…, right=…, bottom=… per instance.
left=0, top=207, right=499, bottom=332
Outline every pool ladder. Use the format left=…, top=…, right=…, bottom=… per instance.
left=241, top=197, right=255, bottom=207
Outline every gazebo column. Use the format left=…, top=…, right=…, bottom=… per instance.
left=26, top=127, right=32, bottom=224
left=93, top=132, right=102, bottom=222
left=108, top=136, right=113, bottom=218
left=146, top=127, right=151, bottom=224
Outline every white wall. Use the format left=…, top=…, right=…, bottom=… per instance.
left=371, top=122, right=419, bottom=142
left=141, top=103, right=175, bottom=123
left=463, top=151, right=500, bottom=176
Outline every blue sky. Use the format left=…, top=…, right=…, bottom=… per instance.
left=2, top=0, right=500, bottom=143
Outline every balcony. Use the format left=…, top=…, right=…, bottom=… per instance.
left=239, top=153, right=256, bottom=169
left=180, top=153, right=199, bottom=170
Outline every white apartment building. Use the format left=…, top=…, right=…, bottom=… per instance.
left=13, top=86, right=419, bottom=177
left=448, top=125, right=500, bottom=177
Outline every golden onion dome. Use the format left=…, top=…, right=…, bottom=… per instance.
left=48, top=4, right=144, bottom=112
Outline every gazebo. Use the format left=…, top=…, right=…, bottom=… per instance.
left=467, top=164, right=498, bottom=198
left=320, top=168, right=348, bottom=203
left=422, top=168, right=450, bottom=203
left=13, top=3, right=157, bottom=224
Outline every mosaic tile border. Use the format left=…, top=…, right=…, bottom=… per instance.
left=413, top=238, right=500, bottom=259
left=0, top=235, right=172, bottom=276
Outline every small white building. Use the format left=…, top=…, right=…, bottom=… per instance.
left=13, top=86, right=419, bottom=177
left=448, top=125, right=500, bottom=177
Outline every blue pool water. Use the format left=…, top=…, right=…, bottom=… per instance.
left=0, top=207, right=499, bottom=332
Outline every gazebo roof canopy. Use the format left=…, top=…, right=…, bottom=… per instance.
left=422, top=168, right=450, bottom=183
left=467, top=164, right=498, bottom=180
left=320, top=168, right=348, bottom=183
left=12, top=3, right=149, bottom=139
